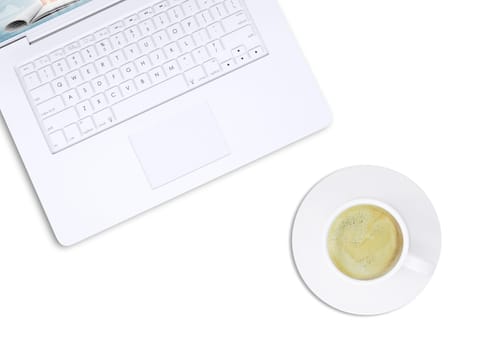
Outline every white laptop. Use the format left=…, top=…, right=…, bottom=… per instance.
left=0, top=0, right=331, bottom=245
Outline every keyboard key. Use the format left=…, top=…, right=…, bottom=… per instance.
left=24, top=72, right=41, bottom=89
left=78, top=82, right=94, bottom=100
left=105, top=86, right=122, bottom=104
left=91, top=93, right=108, bottom=111
left=77, top=100, right=94, bottom=118
left=64, top=123, right=82, bottom=143
left=49, top=131, right=67, bottom=152
left=204, top=58, right=221, bottom=76
left=184, top=65, right=207, bottom=86
left=120, top=80, right=137, bottom=97
left=38, top=65, right=55, bottom=82
left=37, top=96, right=65, bottom=119
left=224, top=0, right=241, bottom=13
left=93, top=108, right=115, bottom=129
left=63, top=89, right=80, bottom=106
left=31, top=84, right=55, bottom=104
left=43, top=108, right=77, bottom=133
left=222, top=12, right=248, bottom=32
left=79, top=117, right=96, bottom=135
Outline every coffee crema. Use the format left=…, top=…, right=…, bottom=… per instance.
left=327, top=204, right=404, bottom=281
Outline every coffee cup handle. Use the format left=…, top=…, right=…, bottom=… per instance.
left=403, top=255, right=435, bottom=275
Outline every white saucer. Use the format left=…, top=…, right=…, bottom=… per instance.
left=292, top=166, right=441, bottom=315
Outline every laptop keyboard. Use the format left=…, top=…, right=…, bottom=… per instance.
left=16, top=0, right=268, bottom=153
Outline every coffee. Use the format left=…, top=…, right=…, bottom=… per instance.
left=327, top=205, right=404, bottom=280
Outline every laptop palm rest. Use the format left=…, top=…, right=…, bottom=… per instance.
left=129, top=103, right=230, bottom=189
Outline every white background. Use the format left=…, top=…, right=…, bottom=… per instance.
left=1, top=0, right=478, bottom=348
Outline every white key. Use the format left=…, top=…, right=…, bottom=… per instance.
left=112, top=75, right=189, bottom=122
left=221, top=25, right=260, bottom=51
left=105, top=69, right=123, bottom=86
left=207, top=22, right=225, bottom=38
left=236, top=53, right=250, bottom=65
left=79, top=117, right=96, bottom=135
left=49, top=131, right=67, bottom=152
left=111, top=32, right=127, bottom=49
left=167, top=23, right=184, bottom=41
left=184, top=65, right=208, bottom=86
left=193, top=29, right=210, bottom=46
left=80, top=64, right=97, bottom=80
left=124, top=43, right=141, bottom=60
left=92, top=75, right=108, bottom=93
left=153, top=13, right=170, bottom=29
left=77, top=100, right=94, bottom=118
left=211, top=4, right=228, bottom=19
left=183, top=0, right=199, bottom=16
left=181, top=17, right=199, bottom=34
left=93, top=108, right=115, bottom=129
left=66, top=53, right=84, bottom=69
left=95, top=57, right=112, bottom=74
left=37, top=96, right=66, bottom=119
left=138, top=37, right=155, bottom=53
left=38, top=66, right=55, bottom=83
left=24, top=72, right=41, bottom=89
left=197, top=0, right=213, bottom=9
left=192, top=46, right=210, bottom=63
left=125, top=26, right=141, bottom=42
left=164, top=42, right=181, bottom=59
left=62, top=89, right=80, bottom=106
left=206, top=40, right=225, bottom=58
left=105, top=86, right=122, bottom=104
left=94, top=28, right=110, bottom=41
left=109, top=50, right=127, bottom=67
left=91, top=93, right=108, bottom=112
left=139, top=7, right=154, bottom=20
left=110, top=21, right=126, bottom=34
left=224, top=0, right=241, bottom=13
left=203, top=58, right=221, bottom=76
left=168, top=6, right=185, bottom=21
left=221, top=59, right=236, bottom=71
left=222, top=12, right=248, bottom=32
left=134, top=74, right=152, bottom=91
left=64, top=123, right=81, bottom=143
left=249, top=46, right=265, bottom=58
left=43, top=107, right=77, bottom=133
left=79, top=35, right=95, bottom=47
left=178, top=36, right=195, bottom=51
left=163, top=60, right=181, bottom=77
left=178, top=53, right=195, bottom=70
left=81, top=46, right=98, bottom=62
left=65, top=41, right=81, bottom=54
left=135, top=56, right=152, bottom=73
left=65, top=70, right=83, bottom=87
left=139, top=19, right=156, bottom=36
left=120, top=63, right=137, bottom=80
left=52, top=59, right=69, bottom=76
left=149, top=67, right=166, bottom=84
left=149, top=49, right=166, bottom=66
left=232, top=45, right=246, bottom=57
left=52, top=77, right=69, bottom=94
left=30, top=84, right=54, bottom=104
left=153, top=1, right=169, bottom=12
left=124, top=14, right=139, bottom=27
left=78, top=82, right=94, bottom=100
left=49, top=49, right=65, bottom=62
left=120, top=80, right=137, bottom=97
left=196, top=10, right=214, bottom=27
left=96, top=39, right=113, bottom=55
left=152, top=30, right=170, bottom=48
left=34, top=56, right=50, bottom=69
left=19, top=63, right=35, bottom=76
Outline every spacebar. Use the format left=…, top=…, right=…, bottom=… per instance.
left=112, top=75, right=189, bottom=122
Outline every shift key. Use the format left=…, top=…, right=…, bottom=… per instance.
left=37, top=96, right=65, bottom=119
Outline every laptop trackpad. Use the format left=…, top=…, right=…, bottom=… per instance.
left=129, top=103, right=230, bottom=189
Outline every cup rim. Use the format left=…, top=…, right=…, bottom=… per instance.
left=323, top=198, right=410, bottom=285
